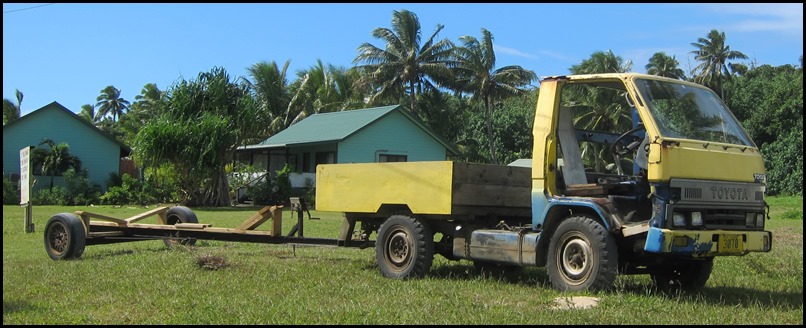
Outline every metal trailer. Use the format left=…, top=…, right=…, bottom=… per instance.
left=43, top=198, right=368, bottom=261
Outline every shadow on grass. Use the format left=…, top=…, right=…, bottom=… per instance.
left=615, top=280, right=804, bottom=310
left=422, top=261, right=804, bottom=310
left=3, top=299, right=39, bottom=314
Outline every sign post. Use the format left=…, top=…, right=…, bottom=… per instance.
left=20, top=146, right=34, bottom=233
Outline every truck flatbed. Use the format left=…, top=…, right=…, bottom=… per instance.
left=315, top=161, right=532, bottom=219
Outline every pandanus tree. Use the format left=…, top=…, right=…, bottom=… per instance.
left=133, top=67, right=260, bottom=206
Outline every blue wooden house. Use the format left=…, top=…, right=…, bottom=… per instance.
left=236, top=105, right=459, bottom=188
left=3, top=101, right=131, bottom=192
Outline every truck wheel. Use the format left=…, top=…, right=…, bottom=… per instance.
left=162, top=206, right=198, bottom=248
left=547, top=214, right=618, bottom=291
left=44, top=213, right=86, bottom=260
left=375, top=215, right=434, bottom=279
left=650, top=258, right=713, bottom=292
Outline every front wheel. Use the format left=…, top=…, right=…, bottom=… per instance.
left=650, top=258, right=714, bottom=292
left=546, top=214, right=618, bottom=292
left=375, top=215, right=434, bottom=279
left=44, top=213, right=87, bottom=260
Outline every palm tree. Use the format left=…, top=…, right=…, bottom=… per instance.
left=30, top=138, right=82, bottom=190
left=690, top=29, right=748, bottom=99
left=78, top=104, right=99, bottom=124
left=569, top=51, right=633, bottom=173
left=286, top=59, right=366, bottom=126
left=95, top=85, right=131, bottom=122
left=570, top=50, right=632, bottom=74
left=3, top=89, right=23, bottom=125
left=246, top=60, right=293, bottom=137
left=452, top=28, right=537, bottom=164
left=645, top=52, right=686, bottom=79
left=353, top=9, right=455, bottom=118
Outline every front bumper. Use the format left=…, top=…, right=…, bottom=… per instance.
left=644, top=227, right=772, bottom=257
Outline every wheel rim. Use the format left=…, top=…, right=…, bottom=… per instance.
left=559, top=233, right=592, bottom=283
left=385, top=228, right=412, bottom=270
left=47, top=222, right=69, bottom=256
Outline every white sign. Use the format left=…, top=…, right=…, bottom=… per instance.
left=20, top=147, right=31, bottom=204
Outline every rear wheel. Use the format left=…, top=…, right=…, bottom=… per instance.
left=44, top=213, right=86, bottom=260
left=162, top=206, right=198, bottom=248
left=546, top=214, right=618, bottom=291
left=375, top=215, right=434, bottom=279
left=650, top=258, right=714, bottom=292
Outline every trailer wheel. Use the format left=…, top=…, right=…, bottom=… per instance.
left=650, top=258, right=713, bottom=292
left=375, top=215, right=434, bottom=279
left=44, top=213, right=86, bottom=260
left=547, top=214, right=618, bottom=291
left=162, top=206, right=198, bottom=248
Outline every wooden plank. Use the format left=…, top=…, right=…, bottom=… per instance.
left=76, top=211, right=127, bottom=225
left=236, top=206, right=276, bottom=231
left=124, top=206, right=169, bottom=223
left=174, top=223, right=211, bottom=229
left=564, top=184, right=606, bottom=196
left=452, top=183, right=531, bottom=208
left=88, top=231, right=126, bottom=237
left=271, top=206, right=283, bottom=237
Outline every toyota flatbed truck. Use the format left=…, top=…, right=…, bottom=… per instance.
left=44, top=73, right=772, bottom=292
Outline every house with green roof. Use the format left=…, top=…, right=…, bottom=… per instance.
left=236, top=105, right=459, bottom=189
left=3, top=101, right=131, bottom=193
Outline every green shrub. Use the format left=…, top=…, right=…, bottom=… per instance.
left=762, top=128, right=803, bottom=196
left=30, top=168, right=101, bottom=205
left=3, top=174, right=20, bottom=205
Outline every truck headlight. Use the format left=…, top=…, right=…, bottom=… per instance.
left=756, top=213, right=765, bottom=228
left=691, top=212, right=703, bottom=226
left=745, top=212, right=755, bottom=227
left=673, top=212, right=686, bottom=227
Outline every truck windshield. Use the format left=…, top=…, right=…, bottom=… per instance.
left=634, top=78, right=754, bottom=147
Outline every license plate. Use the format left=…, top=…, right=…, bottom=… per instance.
left=719, top=234, right=743, bottom=253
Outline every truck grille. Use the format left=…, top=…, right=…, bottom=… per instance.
left=704, top=208, right=746, bottom=229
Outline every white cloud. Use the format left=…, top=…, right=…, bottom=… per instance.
left=699, top=4, right=803, bottom=35
left=494, top=45, right=538, bottom=60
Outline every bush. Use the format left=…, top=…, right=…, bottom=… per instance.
left=31, top=168, right=101, bottom=205
left=762, top=128, right=803, bottom=196
left=3, top=174, right=20, bottom=205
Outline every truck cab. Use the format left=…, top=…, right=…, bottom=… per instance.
left=532, top=74, right=771, bottom=290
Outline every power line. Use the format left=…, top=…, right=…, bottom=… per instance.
left=3, top=3, right=54, bottom=14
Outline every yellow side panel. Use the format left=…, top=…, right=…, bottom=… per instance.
left=648, top=141, right=765, bottom=183
left=316, top=161, right=454, bottom=214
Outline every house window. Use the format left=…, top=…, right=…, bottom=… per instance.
left=302, top=153, right=311, bottom=173
left=379, top=154, right=408, bottom=162
left=315, top=152, right=336, bottom=168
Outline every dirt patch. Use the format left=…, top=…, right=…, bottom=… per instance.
left=551, top=296, right=600, bottom=310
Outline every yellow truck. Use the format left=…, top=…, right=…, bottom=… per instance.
left=43, top=73, right=771, bottom=292
left=315, top=73, right=772, bottom=291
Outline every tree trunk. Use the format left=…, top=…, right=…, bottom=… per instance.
left=484, top=97, right=498, bottom=164
left=409, top=80, right=418, bottom=118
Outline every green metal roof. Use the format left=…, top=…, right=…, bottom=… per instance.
left=240, top=105, right=458, bottom=155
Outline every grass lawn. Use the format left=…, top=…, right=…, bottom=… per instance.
left=3, top=196, right=802, bottom=324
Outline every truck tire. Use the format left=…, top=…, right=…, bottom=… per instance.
left=650, top=258, right=713, bottom=292
left=547, top=214, right=618, bottom=291
left=44, top=213, right=86, bottom=260
left=162, top=206, right=198, bottom=248
left=375, top=215, right=434, bottom=279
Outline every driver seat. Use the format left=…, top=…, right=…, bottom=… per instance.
left=557, top=107, right=606, bottom=196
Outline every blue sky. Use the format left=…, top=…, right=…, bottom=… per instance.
left=3, top=3, right=803, bottom=116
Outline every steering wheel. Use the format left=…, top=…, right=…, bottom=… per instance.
left=611, top=125, right=646, bottom=157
